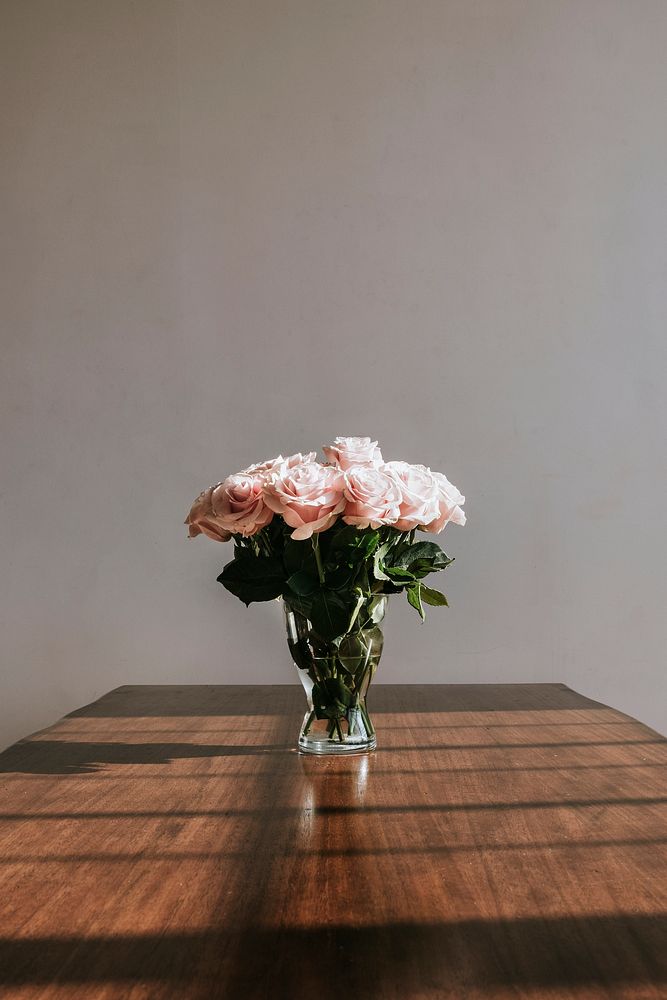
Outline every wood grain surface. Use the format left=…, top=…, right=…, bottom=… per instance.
left=0, top=683, right=665, bottom=999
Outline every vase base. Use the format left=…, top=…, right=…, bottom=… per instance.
left=298, top=733, right=377, bottom=756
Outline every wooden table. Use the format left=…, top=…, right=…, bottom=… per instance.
left=0, top=684, right=666, bottom=999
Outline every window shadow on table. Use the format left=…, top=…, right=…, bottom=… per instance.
left=1, top=834, right=666, bottom=866
left=1, top=736, right=664, bottom=775
left=63, top=683, right=609, bottom=718
left=0, top=740, right=292, bottom=774
left=0, top=915, right=664, bottom=994
left=65, top=685, right=300, bottom=718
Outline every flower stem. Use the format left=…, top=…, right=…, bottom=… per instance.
left=258, top=528, right=272, bottom=557
left=360, top=700, right=375, bottom=736
left=302, top=710, right=315, bottom=736
left=312, top=536, right=325, bottom=584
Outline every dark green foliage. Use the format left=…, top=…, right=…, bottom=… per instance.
left=285, top=570, right=318, bottom=597
left=311, top=677, right=354, bottom=720
left=217, top=554, right=285, bottom=605
left=307, top=589, right=363, bottom=643
left=387, top=540, right=454, bottom=577
left=218, top=519, right=454, bottom=630
left=283, top=535, right=317, bottom=576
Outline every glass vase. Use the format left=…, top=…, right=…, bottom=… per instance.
left=284, top=596, right=386, bottom=755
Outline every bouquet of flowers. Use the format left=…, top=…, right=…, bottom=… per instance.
left=186, top=437, right=465, bottom=751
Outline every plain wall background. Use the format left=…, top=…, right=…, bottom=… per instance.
left=2, top=0, right=666, bottom=750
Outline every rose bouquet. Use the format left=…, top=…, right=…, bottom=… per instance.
left=186, top=437, right=465, bottom=753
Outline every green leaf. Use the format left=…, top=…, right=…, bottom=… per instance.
left=283, top=537, right=318, bottom=576
left=390, top=541, right=453, bottom=579
left=263, top=518, right=288, bottom=553
left=384, top=564, right=417, bottom=584
left=326, top=527, right=381, bottom=577
left=392, top=541, right=452, bottom=569
left=356, top=530, right=382, bottom=557
left=329, top=524, right=365, bottom=551
left=372, top=542, right=392, bottom=582
left=282, top=592, right=313, bottom=619
left=217, top=554, right=285, bottom=605
left=326, top=564, right=356, bottom=591
left=367, top=595, right=387, bottom=624
left=330, top=524, right=379, bottom=549
left=285, top=570, right=318, bottom=597
left=406, top=582, right=425, bottom=621
left=309, top=589, right=363, bottom=642
left=337, top=633, right=370, bottom=674
left=355, top=593, right=387, bottom=629
left=311, top=677, right=354, bottom=719
left=420, top=584, right=449, bottom=607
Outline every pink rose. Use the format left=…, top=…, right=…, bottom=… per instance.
left=383, top=461, right=441, bottom=532
left=185, top=486, right=232, bottom=542
left=322, top=436, right=383, bottom=471
left=342, top=466, right=403, bottom=529
left=242, top=452, right=316, bottom=477
left=186, top=473, right=274, bottom=540
left=214, top=473, right=275, bottom=536
left=422, top=472, right=466, bottom=533
left=264, top=460, right=345, bottom=540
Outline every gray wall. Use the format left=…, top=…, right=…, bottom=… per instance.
left=2, top=0, right=666, bottom=750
